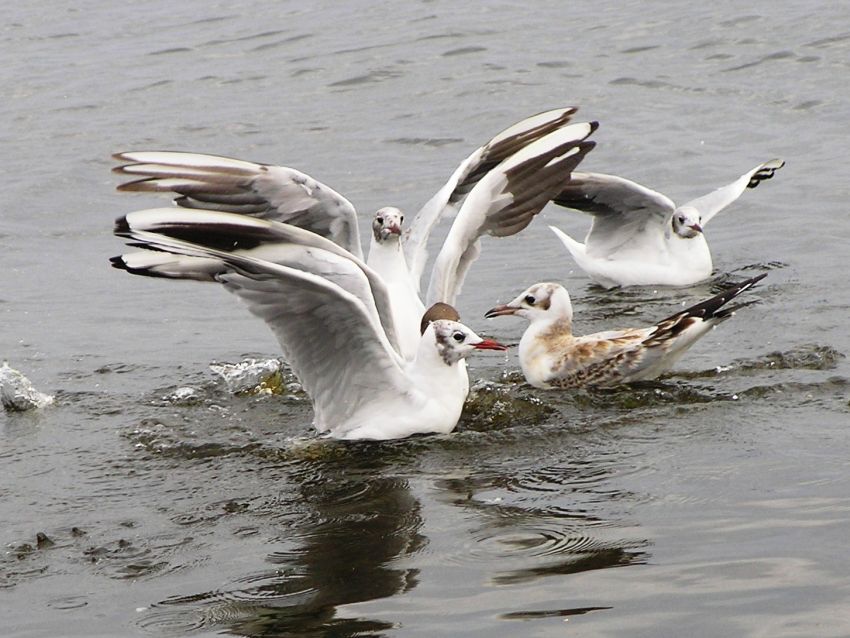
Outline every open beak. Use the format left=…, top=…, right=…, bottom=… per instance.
left=689, top=223, right=703, bottom=233
left=473, top=338, right=508, bottom=351
left=484, top=304, right=518, bottom=319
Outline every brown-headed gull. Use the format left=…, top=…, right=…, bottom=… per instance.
left=111, top=209, right=506, bottom=440
left=548, top=160, right=784, bottom=288
left=113, top=110, right=597, bottom=358
left=484, top=273, right=766, bottom=388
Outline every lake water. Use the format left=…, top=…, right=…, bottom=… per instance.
left=2, top=1, right=849, bottom=636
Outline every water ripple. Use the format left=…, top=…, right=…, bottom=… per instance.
left=136, top=606, right=207, bottom=635
left=328, top=68, right=404, bottom=88
left=462, top=519, right=649, bottom=586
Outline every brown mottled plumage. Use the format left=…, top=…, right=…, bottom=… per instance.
left=485, top=274, right=766, bottom=388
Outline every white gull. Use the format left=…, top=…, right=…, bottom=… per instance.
left=548, top=159, right=784, bottom=288
left=111, top=209, right=506, bottom=440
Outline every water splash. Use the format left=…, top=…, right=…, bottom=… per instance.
left=0, top=362, right=53, bottom=411
left=462, top=379, right=554, bottom=431
left=209, top=358, right=290, bottom=395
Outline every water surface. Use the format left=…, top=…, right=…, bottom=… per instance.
left=2, top=2, right=849, bottom=636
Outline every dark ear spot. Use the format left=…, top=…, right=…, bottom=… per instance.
left=540, top=296, right=551, bottom=311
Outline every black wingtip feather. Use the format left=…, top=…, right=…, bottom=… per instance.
left=109, top=255, right=128, bottom=271
left=113, top=215, right=131, bottom=237
left=110, top=253, right=185, bottom=280
left=663, top=273, right=767, bottom=324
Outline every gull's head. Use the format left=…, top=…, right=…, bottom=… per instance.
left=485, top=282, right=572, bottom=324
left=372, top=206, right=404, bottom=243
left=428, top=319, right=507, bottom=366
left=672, top=206, right=703, bottom=239
left=420, top=302, right=460, bottom=335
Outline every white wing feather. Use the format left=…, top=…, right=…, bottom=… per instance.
left=217, top=265, right=410, bottom=433
left=426, top=121, right=597, bottom=306
left=403, top=107, right=579, bottom=289
left=683, top=159, right=785, bottom=226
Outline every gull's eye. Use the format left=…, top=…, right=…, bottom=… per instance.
left=524, top=295, right=536, bottom=305
left=677, top=215, right=685, bottom=223
left=376, top=216, right=384, bottom=225
left=452, top=331, right=465, bottom=343
left=400, top=215, right=404, bottom=223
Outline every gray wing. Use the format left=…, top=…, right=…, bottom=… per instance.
left=114, top=151, right=363, bottom=260
left=551, top=172, right=677, bottom=258
left=112, top=207, right=401, bottom=356
left=404, top=106, right=579, bottom=289
left=684, top=159, right=785, bottom=226
left=426, top=121, right=597, bottom=307
left=219, top=266, right=408, bottom=432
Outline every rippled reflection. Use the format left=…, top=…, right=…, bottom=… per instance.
left=437, top=467, right=649, bottom=590
left=139, top=449, right=424, bottom=636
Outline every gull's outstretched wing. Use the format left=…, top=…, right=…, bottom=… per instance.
left=684, top=159, right=785, bottom=227
left=404, top=106, right=579, bottom=289
left=114, top=151, right=363, bottom=259
left=551, top=172, right=677, bottom=258
left=425, top=121, right=597, bottom=306
left=112, top=208, right=401, bottom=356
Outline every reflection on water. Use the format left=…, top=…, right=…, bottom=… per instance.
left=436, top=460, right=650, bottom=594
left=129, top=397, right=661, bottom=636
left=139, top=452, right=424, bottom=636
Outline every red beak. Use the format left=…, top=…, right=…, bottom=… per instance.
left=388, top=223, right=402, bottom=235
left=473, top=338, right=508, bottom=351
left=689, top=223, right=703, bottom=233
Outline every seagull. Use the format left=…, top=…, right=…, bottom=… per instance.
left=547, top=159, right=784, bottom=288
left=113, top=110, right=597, bottom=357
left=111, top=209, right=507, bottom=440
left=484, top=273, right=766, bottom=388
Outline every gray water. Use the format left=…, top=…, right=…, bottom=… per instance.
left=2, top=1, right=849, bottom=636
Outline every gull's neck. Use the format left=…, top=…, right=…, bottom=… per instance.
left=522, top=313, right=574, bottom=348
left=368, top=235, right=425, bottom=360
left=519, top=311, right=574, bottom=387
left=367, top=236, right=409, bottom=281
left=408, top=331, right=469, bottom=401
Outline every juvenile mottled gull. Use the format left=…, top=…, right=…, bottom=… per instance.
left=485, top=274, right=766, bottom=388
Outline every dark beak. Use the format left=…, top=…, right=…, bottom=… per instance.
left=484, top=304, right=518, bottom=319
left=473, top=338, right=508, bottom=351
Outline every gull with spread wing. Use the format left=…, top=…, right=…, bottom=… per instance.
left=485, top=274, right=766, bottom=388
left=548, top=160, right=784, bottom=288
left=112, top=209, right=506, bottom=440
left=114, top=110, right=597, bottom=357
